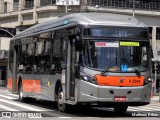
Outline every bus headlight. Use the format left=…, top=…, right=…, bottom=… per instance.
left=144, top=77, right=152, bottom=85
left=80, top=75, right=97, bottom=85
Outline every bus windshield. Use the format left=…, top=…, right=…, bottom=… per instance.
left=82, top=40, right=150, bottom=72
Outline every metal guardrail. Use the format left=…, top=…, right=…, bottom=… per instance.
left=39, top=0, right=56, bottom=7
left=88, top=0, right=160, bottom=11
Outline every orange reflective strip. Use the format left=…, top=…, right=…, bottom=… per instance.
left=95, top=75, right=144, bottom=86
left=34, top=80, right=41, bottom=93
left=22, top=80, right=41, bottom=93
left=22, top=80, right=33, bottom=92
left=7, top=78, right=12, bottom=90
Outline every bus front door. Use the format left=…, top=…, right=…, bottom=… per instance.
left=66, top=38, right=76, bottom=101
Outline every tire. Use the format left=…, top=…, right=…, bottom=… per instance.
left=19, top=82, right=27, bottom=102
left=114, top=105, right=128, bottom=114
left=57, top=87, right=68, bottom=112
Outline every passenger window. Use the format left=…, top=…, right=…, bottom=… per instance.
left=34, top=33, right=52, bottom=73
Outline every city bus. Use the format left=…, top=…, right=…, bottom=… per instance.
left=7, top=13, right=152, bottom=114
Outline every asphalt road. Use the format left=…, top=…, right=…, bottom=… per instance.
left=0, top=86, right=159, bottom=120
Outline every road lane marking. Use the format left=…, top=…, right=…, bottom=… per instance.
left=93, top=107, right=138, bottom=112
left=0, top=94, right=16, bottom=99
left=58, top=117, right=72, bottom=118
left=0, top=90, right=8, bottom=93
left=145, top=104, right=160, bottom=109
left=0, top=98, right=46, bottom=111
left=94, top=105, right=160, bottom=112
left=137, top=106, right=160, bottom=111
left=0, top=104, right=19, bottom=111
left=7, top=94, right=18, bottom=97
left=128, top=107, right=152, bottom=111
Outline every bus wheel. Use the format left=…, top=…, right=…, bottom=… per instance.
left=19, top=82, right=27, bottom=102
left=57, top=87, right=67, bottom=112
left=114, top=105, right=128, bottom=114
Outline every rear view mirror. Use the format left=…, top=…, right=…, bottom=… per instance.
left=142, top=47, right=147, bottom=57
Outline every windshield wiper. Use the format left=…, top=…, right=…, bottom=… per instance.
left=101, top=67, right=109, bottom=76
left=134, top=67, right=141, bottom=76
left=101, top=66, right=120, bottom=75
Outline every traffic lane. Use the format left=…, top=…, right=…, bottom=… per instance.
left=0, top=98, right=160, bottom=118
left=0, top=88, right=159, bottom=118
left=6, top=97, right=160, bottom=118
left=12, top=99, right=147, bottom=118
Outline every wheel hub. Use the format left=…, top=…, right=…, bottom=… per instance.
left=58, top=91, right=64, bottom=105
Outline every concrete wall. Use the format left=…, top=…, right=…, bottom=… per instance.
left=38, top=12, right=61, bottom=23
left=134, top=15, right=160, bottom=60
left=23, top=14, right=33, bottom=25
left=6, top=0, right=14, bottom=12
left=136, top=15, right=160, bottom=26
left=0, top=37, right=11, bottom=50
left=0, top=17, right=18, bottom=27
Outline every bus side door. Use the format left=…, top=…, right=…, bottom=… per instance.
left=66, top=36, right=76, bottom=101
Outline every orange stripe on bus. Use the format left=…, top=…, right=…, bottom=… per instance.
left=95, top=75, right=144, bottom=86
left=22, top=80, right=41, bottom=93
left=7, top=78, right=12, bottom=90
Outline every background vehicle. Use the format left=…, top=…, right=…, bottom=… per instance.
left=7, top=13, right=152, bottom=114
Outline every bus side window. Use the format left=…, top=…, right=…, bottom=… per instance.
left=52, top=30, right=63, bottom=72
left=34, top=32, right=52, bottom=73
left=61, top=37, right=67, bottom=70
left=25, top=43, right=35, bottom=72
left=9, top=41, right=14, bottom=72
left=17, top=45, right=23, bottom=72
left=17, top=43, right=27, bottom=72
left=35, top=39, right=45, bottom=73
left=43, top=40, right=52, bottom=72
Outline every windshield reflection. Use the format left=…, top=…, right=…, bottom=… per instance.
left=82, top=40, right=150, bottom=72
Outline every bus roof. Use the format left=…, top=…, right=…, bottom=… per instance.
left=13, top=12, right=147, bottom=40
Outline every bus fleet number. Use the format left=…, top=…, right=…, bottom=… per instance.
left=129, top=79, right=140, bottom=83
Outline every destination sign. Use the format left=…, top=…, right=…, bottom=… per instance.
left=84, top=28, right=149, bottom=39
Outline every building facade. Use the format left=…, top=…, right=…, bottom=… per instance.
left=0, top=0, right=160, bottom=89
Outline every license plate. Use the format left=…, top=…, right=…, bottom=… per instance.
left=114, top=96, right=126, bottom=102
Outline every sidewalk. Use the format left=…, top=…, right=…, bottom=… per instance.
left=0, top=86, right=7, bottom=90
left=151, top=95, right=160, bottom=103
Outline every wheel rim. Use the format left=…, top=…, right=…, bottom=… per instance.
left=57, top=88, right=65, bottom=110
left=58, top=90, right=64, bottom=105
left=19, top=85, right=23, bottom=100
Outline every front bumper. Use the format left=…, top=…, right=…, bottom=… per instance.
left=78, top=80, right=151, bottom=106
